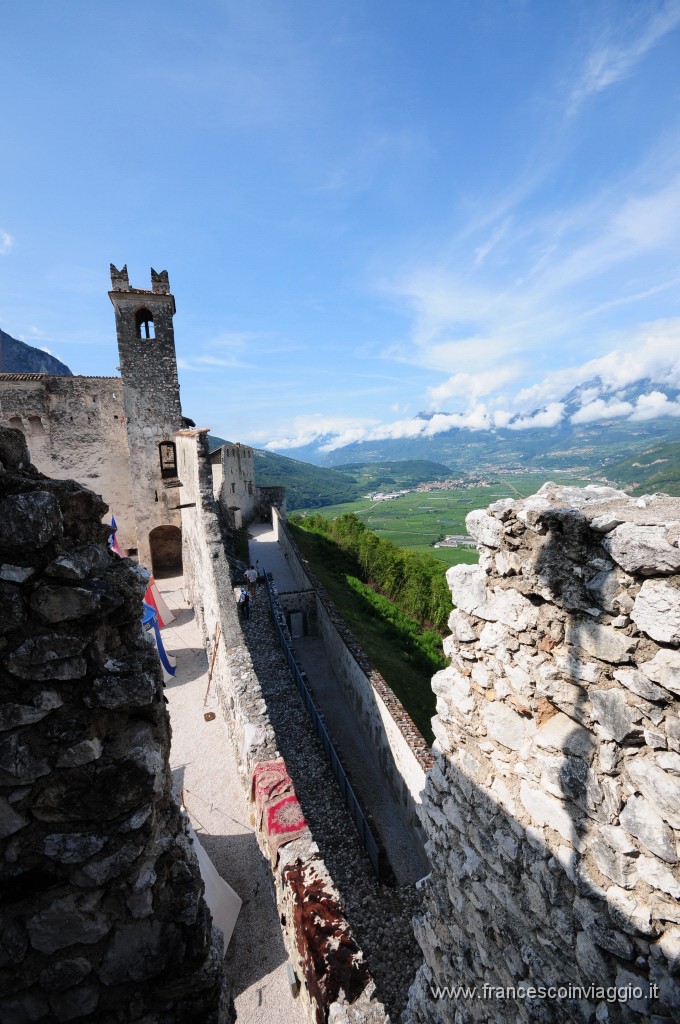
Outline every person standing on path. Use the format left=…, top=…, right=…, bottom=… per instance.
left=245, top=565, right=258, bottom=602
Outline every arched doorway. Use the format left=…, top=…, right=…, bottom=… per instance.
left=149, top=525, right=182, bottom=578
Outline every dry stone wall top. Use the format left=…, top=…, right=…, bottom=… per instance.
left=406, top=483, right=680, bottom=1024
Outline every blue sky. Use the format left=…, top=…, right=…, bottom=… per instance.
left=2, top=1, right=680, bottom=452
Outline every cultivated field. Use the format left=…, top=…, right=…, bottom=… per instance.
left=294, top=473, right=592, bottom=567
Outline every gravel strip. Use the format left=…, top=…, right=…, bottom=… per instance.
left=241, top=591, right=424, bottom=1020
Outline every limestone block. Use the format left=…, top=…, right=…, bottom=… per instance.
left=0, top=563, right=35, bottom=583
left=39, top=958, right=92, bottom=993
left=5, top=634, right=87, bottom=681
left=604, top=524, right=680, bottom=575
left=446, top=608, right=477, bottom=642
left=479, top=621, right=510, bottom=651
left=55, top=738, right=103, bottom=768
left=504, top=662, right=532, bottom=694
left=45, top=546, right=103, bottom=581
left=625, top=757, right=680, bottom=830
left=667, top=716, right=680, bottom=753
left=495, top=549, right=522, bottom=577
left=631, top=580, right=680, bottom=644
left=30, top=580, right=123, bottom=624
left=656, top=751, right=680, bottom=773
left=481, top=701, right=535, bottom=750
left=519, top=782, right=576, bottom=842
left=619, top=794, right=676, bottom=863
left=553, top=648, right=601, bottom=683
left=534, top=712, right=594, bottom=759
left=84, top=672, right=157, bottom=709
left=43, top=833, right=107, bottom=864
left=447, top=565, right=539, bottom=631
left=590, top=825, right=638, bottom=888
left=564, top=618, right=637, bottom=664
left=642, top=649, right=680, bottom=696
left=585, top=569, right=629, bottom=613
left=26, top=892, right=112, bottom=955
left=636, top=856, right=680, bottom=898
left=466, top=509, right=504, bottom=548
left=48, top=983, right=99, bottom=1021
left=613, top=667, right=668, bottom=702
left=431, top=666, right=474, bottom=717
left=98, top=919, right=182, bottom=984
left=655, top=936, right=680, bottom=994
left=0, top=795, right=28, bottom=838
left=0, top=490, right=63, bottom=552
left=590, top=690, right=640, bottom=743
left=0, top=704, right=52, bottom=732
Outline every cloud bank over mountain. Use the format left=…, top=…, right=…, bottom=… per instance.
left=267, top=320, right=680, bottom=453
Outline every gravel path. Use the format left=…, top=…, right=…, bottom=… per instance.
left=160, top=578, right=305, bottom=1024
left=241, top=588, right=424, bottom=1021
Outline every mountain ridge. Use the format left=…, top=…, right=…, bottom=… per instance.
left=0, top=329, right=73, bottom=376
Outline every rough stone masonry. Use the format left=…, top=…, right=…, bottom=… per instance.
left=405, top=483, right=680, bottom=1024
left=0, top=426, right=227, bottom=1023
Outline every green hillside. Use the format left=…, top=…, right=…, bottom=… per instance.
left=251, top=450, right=460, bottom=509
left=252, top=449, right=362, bottom=508
left=604, top=442, right=680, bottom=497
left=334, top=460, right=457, bottom=490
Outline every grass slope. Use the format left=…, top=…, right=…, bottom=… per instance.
left=334, top=459, right=457, bottom=490
left=288, top=522, right=437, bottom=743
left=604, top=442, right=680, bottom=497
left=298, top=473, right=591, bottom=567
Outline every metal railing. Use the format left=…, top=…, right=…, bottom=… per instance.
left=264, top=574, right=381, bottom=877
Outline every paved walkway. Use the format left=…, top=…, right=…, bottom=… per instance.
left=247, top=522, right=298, bottom=591
left=158, top=576, right=304, bottom=1024
left=248, top=525, right=428, bottom=886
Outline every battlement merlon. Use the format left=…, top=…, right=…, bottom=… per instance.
left=109, top=264, right=174, bottom=306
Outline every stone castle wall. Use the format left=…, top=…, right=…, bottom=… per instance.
left=273, top=507, right=434, bottom=850
left=108, top=268, right=183, bottom=570
left=405, top=484, right=680, bottom=1024
left=0, top=375, right=137, bottom=554
left=0, top=426, right=226, bottom=1023
left=174, top=430, right=388, bottom=1024
left=214, top=444, right=258, bottom=526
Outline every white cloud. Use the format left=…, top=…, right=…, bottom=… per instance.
left=570, top=398, right=635, bottom=424
left=0, top=230, right=14, bottom=255
left=568, top=2, right=680, bottom=114
left=266, top=318, right=680, bottom=452
left=629, top=390, right=680, bottom=420
left=507, top=402, right=566, bottom=431
left=427, top=364, right=523, bottom=408
left=266, top=413, right=379, bottom=451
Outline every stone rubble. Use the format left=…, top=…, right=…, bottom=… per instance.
left=404, top=483, right=680, bottom=1024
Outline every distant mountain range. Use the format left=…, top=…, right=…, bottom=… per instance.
left=0, top=329, right=72, bottom=376
left=270, top=376, right=680, bottom=479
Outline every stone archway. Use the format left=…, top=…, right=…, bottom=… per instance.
left=149, top=524, right=182, bottom=578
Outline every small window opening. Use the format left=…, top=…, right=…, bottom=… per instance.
left=135, top=308, right=155, bottom=340
left=159, top=441, right=177, bottom=479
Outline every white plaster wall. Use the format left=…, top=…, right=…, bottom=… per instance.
left=0, top=376, right=138, bottom=553
left=217, top=444, right=257, bottom=523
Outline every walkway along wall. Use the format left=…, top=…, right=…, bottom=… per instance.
left=0, top=426, right=226, bottom=1023
left=272, top=507, right=434, bottom=854
left=174, top=429, right=388, bottom=1024
left=405, top=484, right=680, bottom=1024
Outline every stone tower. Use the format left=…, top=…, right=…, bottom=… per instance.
left=109, top=265, right=183, bottom=573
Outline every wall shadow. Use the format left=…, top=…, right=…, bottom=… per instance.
left=411, top=506, right=676, bottom=1022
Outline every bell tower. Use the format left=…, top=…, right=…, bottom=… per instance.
left=109, top=265, right=183, bottom=572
